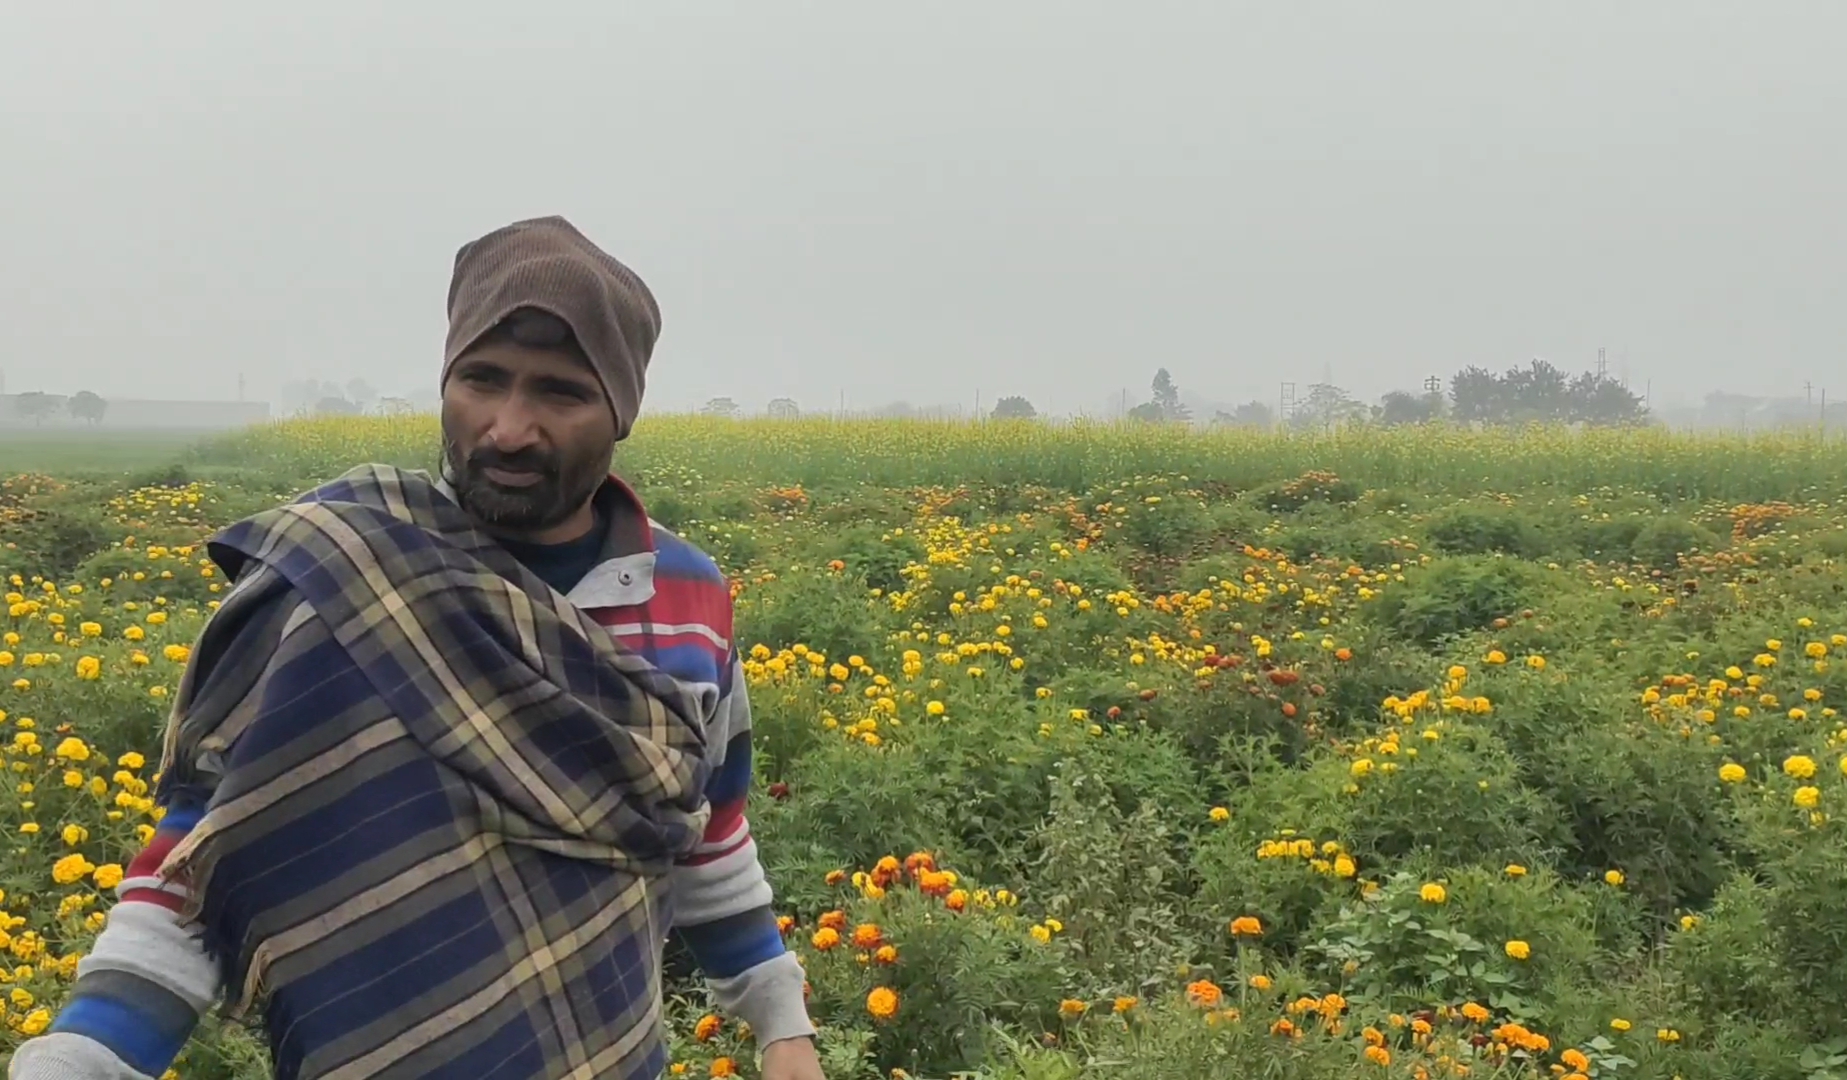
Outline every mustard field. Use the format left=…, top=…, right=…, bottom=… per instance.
left=4, top=416, right=1847, bottom=1079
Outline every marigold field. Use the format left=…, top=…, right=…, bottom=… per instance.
left=4, top=417, right=1847, bottom=1080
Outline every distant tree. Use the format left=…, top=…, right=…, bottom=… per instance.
left=377, top=396, right=417, bottom=415
left=876, top=401, right=918, bottom=419
left=700, top=397, right=741, bottom=418
left=767, top=397, right=801, bottom=420
left=345, top=378, right=378, bottom=412
left=1449, top=365, right=1507, bottom=424
left=1501, top=359, right=1572, bottom=423
left=14, top=392, right=59, bottom=426
left=1150, top=368, right=1190, bottom=422
left=1126, top=401, right=1166, bottom=423
left=1214, top=401, right=1274, bottom=428
left=1292, top=383, right=1366, bottom=431
left=314, top=395, right=360, bottom=416
left=1376, top=389, right=1437, bottom=427
left=1568, top=371, right=1649, bottom=426
left=991, top=395, right=1037, bottom=420
left=67, top=390, right=108, bottom=425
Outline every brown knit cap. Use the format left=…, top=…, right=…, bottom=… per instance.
left=442, top=216, right=661, bottom=441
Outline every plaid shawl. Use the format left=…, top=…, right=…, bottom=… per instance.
left=155, top=464, right=712, bottom=1080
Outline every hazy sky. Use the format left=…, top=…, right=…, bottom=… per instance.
left=3, top=3, right=1842, bottom=416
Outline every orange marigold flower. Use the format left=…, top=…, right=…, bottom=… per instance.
left=867, top=986, right=899, bottom=1020
left=851, top=923, right=884, bottom=950
left=917, top=869, right=953, bottom=896
left=1228, top=915, right=1263, bottom=937
left=1185, top=979, right=1223, bottom=1008
left=694, top=1014, right=721, bottom=1041
left=1561, top=1049, right=1590, bottom=1071
left=776, top=915, right=795, bottom=935
left=1248, top=974, right=1272, bottom=991
left=1112, top=996, right=1137, bottom=1014
left=709, top=1058, right=737, bottom=1078
left=818, top=910, right=848, bottom=931
left=944, top=888, right=969, bottom=912
left=1058, top=999, right=1088, bottom=1018
left=873, top=944, right=899, bottom=965
left=1460, top=1001, right=1491, bottom=1024
left=811, top=928, right=841, bottom=951
left=903, top=851, right=936, bottom=877
left=824, top=869, right=847, bottom=886
left=1364, top=1045, right=1391, bottom=1066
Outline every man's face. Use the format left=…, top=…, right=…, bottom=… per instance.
left=440, top=340, right=616, bottom=540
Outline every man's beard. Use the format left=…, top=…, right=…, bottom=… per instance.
left=442, top=438, right=607, bottom=535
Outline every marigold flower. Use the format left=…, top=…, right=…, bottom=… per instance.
left=1418, top=883, right=1447, bottom=904
left=1228, top=916, right=1263, bottom=937
left=1185, top=979, right=1223, bottom=1008
left=866, top=986, right=899, bottom=1020
left=1504, top=939, right=1531, bottom=960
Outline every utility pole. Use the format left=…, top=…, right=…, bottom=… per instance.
left=1423, top=374, right=1442, bottom=394
left=1596, top=347, right=1607, bottom=380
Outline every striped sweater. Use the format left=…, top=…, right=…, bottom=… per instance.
left=8, top=476, right=810, bottom=1080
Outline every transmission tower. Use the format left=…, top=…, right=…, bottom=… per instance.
left=1280, top=381, right=1298, bottom=426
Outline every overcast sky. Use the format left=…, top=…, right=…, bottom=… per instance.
left=2, top=2, right=1841, bottom=416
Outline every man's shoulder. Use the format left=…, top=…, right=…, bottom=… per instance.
left=646, top=520, right=728, bottom=587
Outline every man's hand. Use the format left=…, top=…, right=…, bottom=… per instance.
left=760, top=1036, right=824, bottom=1080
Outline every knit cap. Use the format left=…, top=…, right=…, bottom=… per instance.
left=442, top=216, right=661, bottom=441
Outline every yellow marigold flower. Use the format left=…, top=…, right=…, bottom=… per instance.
left=1504, top=939, right=1531, bottom=960
left=1248, top=975, right=1273, bottom=991
left=1610, top=1017, right=1632, bottom=1031
left=1719, top=762, right=1747, bottom=783
left=1784, top=754, right=1818, bottom=779
left=1795, top=786, right=1821, bottom=809
left=60, top=823, right=88, bottom=847
left=55, top=737, right=91, bottom=762
left=1112, top=995, right=1137, bottom=1013
left=1208, top=806, right=1230, bottom=823
left=1604, top=869, right=1625, bottom=887
left=1418, top=883, right=1447, bottom=904
left=866, top=986, right=899, bottom=1020
left=74, top=656, right=101, bottom=681
left=1058, top=999, right=1088, bottom=1018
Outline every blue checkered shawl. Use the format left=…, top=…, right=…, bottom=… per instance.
left=155, top=464, right=712, bottom=1080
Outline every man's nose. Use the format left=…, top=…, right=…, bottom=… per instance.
left=481, top=401, right=544, bottom=452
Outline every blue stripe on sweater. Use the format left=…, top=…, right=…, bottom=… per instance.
left=704, top=731, right=753, bottom=808
left=52, top=993, right=192, bottom=1077
left=676, top=906, right=787, bottom=979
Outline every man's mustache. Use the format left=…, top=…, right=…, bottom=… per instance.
left=467, top=447, right=559, bottom=479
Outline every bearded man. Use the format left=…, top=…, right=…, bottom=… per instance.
left=10, top=217, right=823, bottom=1080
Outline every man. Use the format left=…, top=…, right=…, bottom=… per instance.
left=10, top=217, right=823, bottom=1080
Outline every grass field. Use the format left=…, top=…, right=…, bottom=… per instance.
left=4, top=417, right=1847, bottom=1079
